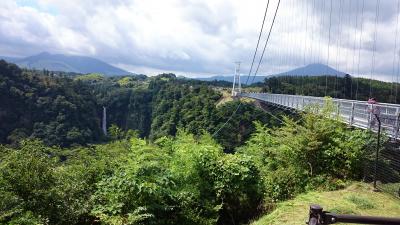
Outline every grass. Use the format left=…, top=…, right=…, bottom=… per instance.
left=251, top=182, right=400, bottom=225
left=216, top=90, right=234, bottom=107
left=216, top=90, right=254, bottom=107
left=378, top=182, right=400, bottom=197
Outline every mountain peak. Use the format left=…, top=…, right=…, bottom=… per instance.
left=276, top=63, right=345, bottom=76
left=14, top=52, right=131, bottom=76
left=37, top=51, right=51, bottom=56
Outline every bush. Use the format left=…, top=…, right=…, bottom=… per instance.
left=90, top=132, right=264, bottom=225
left=239, top=100, right=372, bottom=202
left=264, top=167, right=307, bottom=202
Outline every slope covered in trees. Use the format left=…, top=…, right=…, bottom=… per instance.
left=258, top=75, right=400, bottom=103
left=0, top=60, right=391, bottom=225
left=0, top=60, right=102, bottom=147
left=0, top=61, right=270, bottom=150
left=0, top=104, right=375, bottom=224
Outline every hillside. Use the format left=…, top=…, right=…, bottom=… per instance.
left=0, top=61, right=270, bottom=149
left=1, top=61, right=396, bottom=225
left=258, top=75, right=400, bottom=103
left=1, top=52, right=130, bottom=76
left=275, top=63, right=345, bottom=76
left=252, top=182, right=400, bottom=225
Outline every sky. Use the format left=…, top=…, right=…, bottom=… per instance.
left=0, top=0, right=399, bottom=81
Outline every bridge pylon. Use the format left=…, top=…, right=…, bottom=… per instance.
left=231, top=62, right=241, bottom=97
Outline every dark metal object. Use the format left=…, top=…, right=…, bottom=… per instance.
left=307, top=204, right=400, bottom=225
left=373, top=114, right=381, bottom=190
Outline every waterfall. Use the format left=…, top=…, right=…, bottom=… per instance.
left=102, top=106, right=107, bottom=136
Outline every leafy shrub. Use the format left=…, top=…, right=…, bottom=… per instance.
left=0, top=140, right=58, bottom=223
left=240, top=100, right=372, bottom=202
left=263, top=167, right=307, bottom=202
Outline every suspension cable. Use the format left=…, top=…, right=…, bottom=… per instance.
left=253, top=0, right=282, bottom=82
left=351, top=0, right=360, bottom=99
left=369, top=0, right=381, bottom=98
left=334, top=0, right=344, bottom=98
left=356, top=0, right=366, bottom=100
left=391, top=0, right=400, bottom=103
left=245, top=0, right=270, bottom=85
left=213, top=0, right=281, bottom=137
left=301, top=0, right=310, bottom=96
left=325, top=0, right=333, bottom=96
left=344, top=0, right=353, bottom=79
left=310, top=0, right=316, bottom=63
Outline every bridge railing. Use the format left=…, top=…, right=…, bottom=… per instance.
left=240, top=92, right=400, bottom=139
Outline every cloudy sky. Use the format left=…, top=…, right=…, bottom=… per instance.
left=0, top=0, right=399, bottom=81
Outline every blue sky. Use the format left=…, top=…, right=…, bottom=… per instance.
left=16, top=0, right=58, bottom=15
left=0, top=0, right=400, bottom=81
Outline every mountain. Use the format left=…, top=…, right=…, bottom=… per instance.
left=276, top=63, right=345, bottom=76
left=1, top=52, right=130, bottom=76
left=195, top=63, right=346, bottom=84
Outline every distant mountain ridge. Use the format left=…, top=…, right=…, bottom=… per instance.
left=0, top=52, right=130, bottom=76
left=196, top=63, right=346, bottom=84
left=276, top=63, right=345, bottom=76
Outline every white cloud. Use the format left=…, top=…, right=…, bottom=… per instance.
left=0, top=0, right=399, bottom=81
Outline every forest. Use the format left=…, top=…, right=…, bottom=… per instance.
left=0, top=60, right=391, bottom=224
left=0, top=107, right=374, bottom=225
left=258, top=74, right=400, bottom=103
left=0, top=60, right=267, bottom=150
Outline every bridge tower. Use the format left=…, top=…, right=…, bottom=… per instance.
left=231, top=62, right=241, bottom=97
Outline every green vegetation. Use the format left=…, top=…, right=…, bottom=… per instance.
left=251, top=182, right=400, bottom=225
left=74, top=73, right=105, bottom=82
left=0, top=101, right=377, bottom=224
left=0, top=134, right=262, bottom=225
left=238, top=103, right=374, bottom=202
left=1, top=60, right=398, bottom=224
left=0, top=61, right=269, bottom=150
left=258, top=74, right=400, bottom=103
left=0, top=60, right=102, bottom=147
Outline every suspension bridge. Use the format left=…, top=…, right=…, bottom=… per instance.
left=229, top=62, right=400, bottom=139
left=230, top=59, right=400, bottom=139
left=216, top=0, right=400, bottom=140
left=239, top=91, right=400, bottom=139
left=210, top=0, right=400, bottom=212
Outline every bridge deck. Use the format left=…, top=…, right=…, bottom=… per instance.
left=240, top=93, right=400, bottom=139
